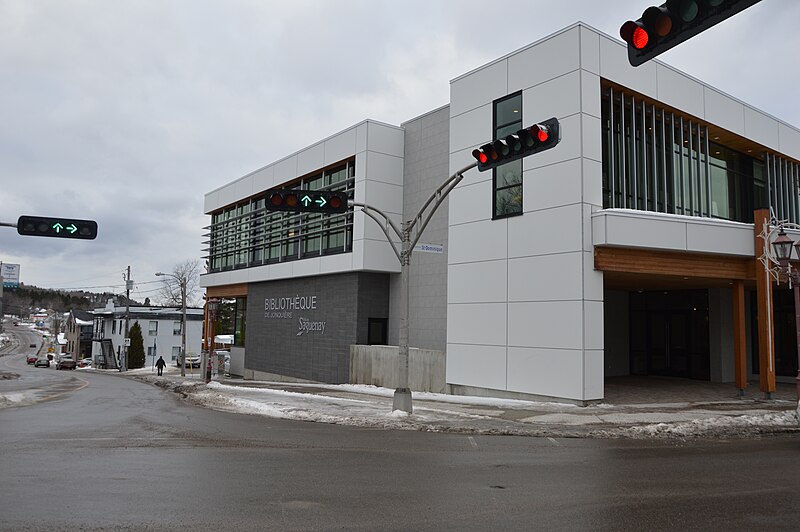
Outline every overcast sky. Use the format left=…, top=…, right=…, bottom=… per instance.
left=0, top=0, right=796, bottom=302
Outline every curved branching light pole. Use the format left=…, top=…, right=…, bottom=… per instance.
left=351, top=162, right=477, bottom=413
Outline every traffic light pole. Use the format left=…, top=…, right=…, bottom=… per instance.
left=352, top=161, right=477, bottom=413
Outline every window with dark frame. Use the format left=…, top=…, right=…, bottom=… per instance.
left=367, top=318, right=388, bottom=345
left=493, top=92, right=523, bottom=219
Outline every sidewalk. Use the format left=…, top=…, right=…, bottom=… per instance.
left=127, top=366, right=800, bottom=440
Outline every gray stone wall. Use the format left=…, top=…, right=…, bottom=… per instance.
left=388, top=105, right=450, bottom=351
left=245, top=272, right=388, bottom=383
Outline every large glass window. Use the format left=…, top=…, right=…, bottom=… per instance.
left=493, top=93, right=523, bottom=219
left=234, top=297, right=247, bottom=347
left=206, top=158, right=355, bottom=272
left=601, top=84, right=781, bottom=224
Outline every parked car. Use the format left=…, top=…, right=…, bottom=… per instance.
left=56, top=356, right=77, bottom=370
left=29, top=343, right=37, bottom=348
left=177, top=353, right=201, bottom=368
left=34, top=358, right=50, bottom=368
left=26, top=355, right=38, bottom=364
left=79, top=358, right=93, bottom=368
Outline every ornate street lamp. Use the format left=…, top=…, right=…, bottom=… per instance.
left=770, top=227, right=800, bottom=403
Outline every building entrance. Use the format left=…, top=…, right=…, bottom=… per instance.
left=630, top=290, right=710, bottom=380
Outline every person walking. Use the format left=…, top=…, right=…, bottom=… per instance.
left=155, top=355, right=166, bottom=376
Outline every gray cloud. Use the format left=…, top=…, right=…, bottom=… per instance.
left=0, top=0, right=796, bottom=294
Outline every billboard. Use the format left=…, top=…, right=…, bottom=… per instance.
left=1, top=263, right=20, bottom=288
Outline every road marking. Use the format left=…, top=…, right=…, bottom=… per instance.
left=468, top=436, right=478, bottom=448
left=548, top=437, right=560, bottom=446
left=42, top=437, right=175, bottom=442
left=40, top=375, right=90, bottom=402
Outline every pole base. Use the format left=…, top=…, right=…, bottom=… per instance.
left=393, top=388, right=413, bottom=414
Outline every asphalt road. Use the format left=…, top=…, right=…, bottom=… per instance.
left=2, top=344, right=800, bottom=530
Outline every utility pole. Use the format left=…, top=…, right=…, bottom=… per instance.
left=0, top=262, right=4, bottom=335
left=122, top=265, right=132, bottom=372
left=181, top=277, right=187, bottom=378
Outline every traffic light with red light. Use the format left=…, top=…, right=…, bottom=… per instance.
left=620, top=0, right=761, bottom=66
left=472, top=118, right=561, bottom=172
left=266, top=189, right=349, bottom=214
left=16, top=215, right=98, bottom=240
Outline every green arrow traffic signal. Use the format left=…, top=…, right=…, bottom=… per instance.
left=266, top=189, right=348, bottom=214
left=17, top=215, right=98, bottom=240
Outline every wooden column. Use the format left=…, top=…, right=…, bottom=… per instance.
left=754, top=209, right=777, bottom=395
left=732, top=279, right=747, bottom=393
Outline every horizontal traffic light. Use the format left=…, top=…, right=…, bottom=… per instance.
left=17, top=215, right=98, bottom=240
left=472, top=118, right=561, bottom=172
left=266, top=189, right=349, bottom=214
left=621, top=0, right=761, bottom=67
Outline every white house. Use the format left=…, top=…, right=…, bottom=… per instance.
left=91, top=300, right=204, bottom=368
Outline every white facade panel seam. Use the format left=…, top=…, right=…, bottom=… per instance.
left=447, top=341, right=512, bottom=348
left=520, top=200, right=584, bottom=216
left=365, top=150, right=405, bottom=161
left=520, top=68, right=581, bottom=98
left=525, top=155, right=586, bottom=171
left=506, top=344, right=586, bottom=351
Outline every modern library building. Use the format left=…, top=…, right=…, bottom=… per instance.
left=201, top=22, right=800, bottom=404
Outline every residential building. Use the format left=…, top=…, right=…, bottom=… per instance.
left=65, top=309, right=93, bottom=361
left=91, top=300, right=204, bottom=368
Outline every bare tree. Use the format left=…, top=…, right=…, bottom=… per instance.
left=158, top=259, right=202, bottom=307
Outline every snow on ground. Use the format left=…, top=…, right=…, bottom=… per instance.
left=138, top=376, right=800, bottom=439
left=6, top=361, right=798, bottom=438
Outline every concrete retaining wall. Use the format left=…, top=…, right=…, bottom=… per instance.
left=349, top=345, right=446, bottom=393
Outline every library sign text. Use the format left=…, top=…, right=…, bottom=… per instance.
left=264, top=294, right=326, bottom=336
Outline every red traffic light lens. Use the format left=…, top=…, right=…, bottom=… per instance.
left=269, top=193, right=283, bottom=207
left=472, top=148, right=488, bottom=164
left=285, top=194, right=299, bottom=207
left=329, top=196, right=342, bottom=209
left=632, top=26, right=649, bottom=49
left=537, top=127, right=549, bottom=143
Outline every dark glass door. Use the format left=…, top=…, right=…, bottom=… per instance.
left=647, top=311, right=690, bottom=377
left=630, top=290, right=710, bottom=380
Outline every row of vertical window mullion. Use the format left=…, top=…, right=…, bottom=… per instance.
left=651, top=104, right=659, bottom=212
left=696, top=122, right=703, bottom=217
left=640, top=99, right=647, bottom=210
left=795, top=162, right=800, bottom=225
left=765, top=153, right=772, bottom=216
left=609, top=88, right=616, bottom=208
left=678, top=116, right=685, bottom=215
left=778, top=155, right=784, bottom=220
left=704, top=125, right=711, bottom=217
left=631, top=95, right=638, bottom=209
left=620, top=93, right=627, bottom=208
left=687, top=119, right=694, bottom=215
left=784, top=158, right=789, bottom=222
left=788, top=159, right=795, bottom=225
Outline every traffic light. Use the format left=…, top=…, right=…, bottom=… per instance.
left=16, top=215, right=98, bottom=240
left=472, top=118, right=561, bottom=172
left=620, top=0, right=761, bottom=67
left=266, top=189, right=349, bottom=214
